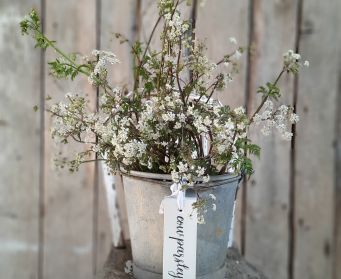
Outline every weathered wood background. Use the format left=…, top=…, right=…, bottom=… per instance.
left=0, top=0, right=340, bottom=279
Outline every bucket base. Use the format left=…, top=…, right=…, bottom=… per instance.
left=133, top=263, right=226, bottom=279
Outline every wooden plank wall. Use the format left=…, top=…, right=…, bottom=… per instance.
left=43, top=1, right=107, bottom=278
left=245, top=1, right=297, bottom=278
left=0, top=0, right=118, bottom=278
left=294, top=0, right=341, bottom=278
left=1, top=1, right=341, bottom=279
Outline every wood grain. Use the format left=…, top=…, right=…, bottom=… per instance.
left=141, top=0, right=162, bottom=52
left=245, top=1, right=298, bottom=279
left=294, top=0, right=340, bottom=278
left=101, top=0, right=135, bottom=89
left=196, top=0, right=248, bottom=108
left=43, top=1, right=96, bottom=278
left=0, top=1, right=41, bottom=278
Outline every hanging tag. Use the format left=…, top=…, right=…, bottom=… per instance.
left=163, top=192, right=197, bottom=279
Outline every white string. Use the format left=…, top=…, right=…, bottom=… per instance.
left=159, top=181, right=186, bottom=214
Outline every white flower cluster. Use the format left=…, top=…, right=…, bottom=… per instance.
left=253, top=100, right=299, bottom=140
left=50, top=95, right=88, bottom=142
left=283, top=49, right=309, bottom=73
left=88, top=50, right=120, bottom=85
left=101, top=87, right=248, bottom=184
left=164, top=12, right=189, bottom=42
left=188, top=44, right=218, bottom=84
left=21, top=0, right=309, bottom=219
left=45, top=0, right=306, bottom=204
left=171, top=162, right=209, bottom=187
left=194, top=193, right=217, bottom=225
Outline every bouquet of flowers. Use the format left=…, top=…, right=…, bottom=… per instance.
left=20, top=0, right=308, bottom=193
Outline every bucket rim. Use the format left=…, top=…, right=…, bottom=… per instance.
left=121, top=169, right=241, bottom=184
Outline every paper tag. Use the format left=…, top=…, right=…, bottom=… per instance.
left=163, top=193, right=197, bottom=279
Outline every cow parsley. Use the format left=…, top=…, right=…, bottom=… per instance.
left=20, top=1, right=308, bottom=197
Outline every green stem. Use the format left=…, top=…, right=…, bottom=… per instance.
left=36, top=29, right=87, bottom=74
left=249, top=69, right=285, bottom=123
left=34, top=27, right=116, bottom=96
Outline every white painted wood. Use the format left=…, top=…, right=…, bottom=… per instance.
left=100, top=162, right=125, bottom=247
left=228, top=201, right=237, bottom=248
left=96, top=164, right=114, bottom=268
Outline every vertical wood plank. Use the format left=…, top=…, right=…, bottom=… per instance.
left=141, top=0, right=161, bottom=51
left=101, top=0, right=135, bottom=88
left=195, top=0, right=249, bottom=249
left=100, top=164, right=125, bottom=247
left=196, top=0, right=248, bottom=108
left=294, top=0, right=340, bottom=278
left=245, top=1, right=298, bottom=279
left=44, top=1, right=96, bottom=278
left=0, top=1, right=41, bottom=278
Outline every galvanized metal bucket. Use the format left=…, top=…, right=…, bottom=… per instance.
left=122, top=171, right=241, bottom=279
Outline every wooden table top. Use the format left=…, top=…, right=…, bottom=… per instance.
left=96, top=243, right=268, bottom=279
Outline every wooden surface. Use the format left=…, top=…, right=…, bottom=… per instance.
left=1, top=1, right=341, bottom=279
left=245, top=1, right=298, bottom=278
left=96, top=244, right=268, bottom=279
left=0, top=1, right=41, bottom=278
left=44, top=1, right=99, bottom=278
left=294, top=0, right=340, bottom=278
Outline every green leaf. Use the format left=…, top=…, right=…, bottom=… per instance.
left=19, top=19, right=29, bottom=35
left=247, top=143, right=261, bottom=158
left=48, top=58, right=82, bottom=80
left=257, top=82, right=281, bottom=100
left=144, top=81, right=154, bottom=92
